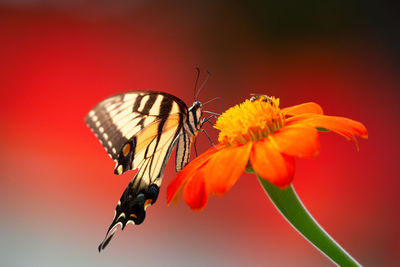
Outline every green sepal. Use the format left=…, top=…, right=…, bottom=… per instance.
left=317, top=127, right=330, bottom=132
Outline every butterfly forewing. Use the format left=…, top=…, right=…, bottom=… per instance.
left=86, top=90, right=203, bottom=251
left=85, top=91, right=187, bottom=164
left=98, top=116, right=182, bottom=251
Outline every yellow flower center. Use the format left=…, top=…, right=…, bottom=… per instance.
left=215, top=95, right=284, bottom=146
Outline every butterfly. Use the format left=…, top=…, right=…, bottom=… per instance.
left=85, top=73, right=216, bottom=251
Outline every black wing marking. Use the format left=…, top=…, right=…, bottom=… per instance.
left=114, top=114, right=182, bottom=174
left=98, top=116, right=181, bottom=251
left=85, top=91, right=188, bottom=161
left=175, top=128, right=194, bottom=172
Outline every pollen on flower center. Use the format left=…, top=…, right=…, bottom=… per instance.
left=215, top=96, right=284, bottom=146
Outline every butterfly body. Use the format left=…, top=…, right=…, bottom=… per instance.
left=85, top=91, right=203, bottom=251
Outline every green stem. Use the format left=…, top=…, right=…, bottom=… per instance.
left=257, top=175, right=361, bottom=266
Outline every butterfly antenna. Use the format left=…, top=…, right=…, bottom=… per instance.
left=195, top=70, right=211, bottom=101
left=193, top=67, right=201, bottom=100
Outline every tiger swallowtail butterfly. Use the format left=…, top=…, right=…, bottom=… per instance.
left=86, top=90, right=206, bottom=251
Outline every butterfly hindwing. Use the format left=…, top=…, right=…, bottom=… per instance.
left=98, top=116, right=181, bottom=251
left=175, top=128, right=193, bottom=172
left=86, top=90, right=204, bottom=251
left=114, top=114, right=182, bottom=174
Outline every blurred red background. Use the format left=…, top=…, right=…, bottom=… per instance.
left=1, top=1, right=399, bottom=266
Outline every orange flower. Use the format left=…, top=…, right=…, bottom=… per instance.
left=167, top=95, right=368, bottom=211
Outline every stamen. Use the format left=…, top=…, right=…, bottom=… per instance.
left=215, top=96, right=284, bottom=146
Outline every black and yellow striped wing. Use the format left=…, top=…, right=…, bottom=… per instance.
left=85, top=91, right=188, bottom=174
left=85, top=91, right=198, bottom=251
left=175, top=124, right=196, bottom=172
left=97, top=115, right=182, bottom=251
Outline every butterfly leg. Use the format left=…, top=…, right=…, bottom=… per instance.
left=199, top=128, right=216, bottom=148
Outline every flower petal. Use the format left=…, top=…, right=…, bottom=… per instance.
left=281, top=102, right=323, bottom=116
left=286, top=114, right=368, bottom=141
left=272, top=125, right=320, bottom=158
left=182, top=170, right=208, bottom=211
left=205, top=142, right=252, bottom=196
left=166, top=144, right=222, bottom=204
left=250, top=138, right=295, bottom=188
